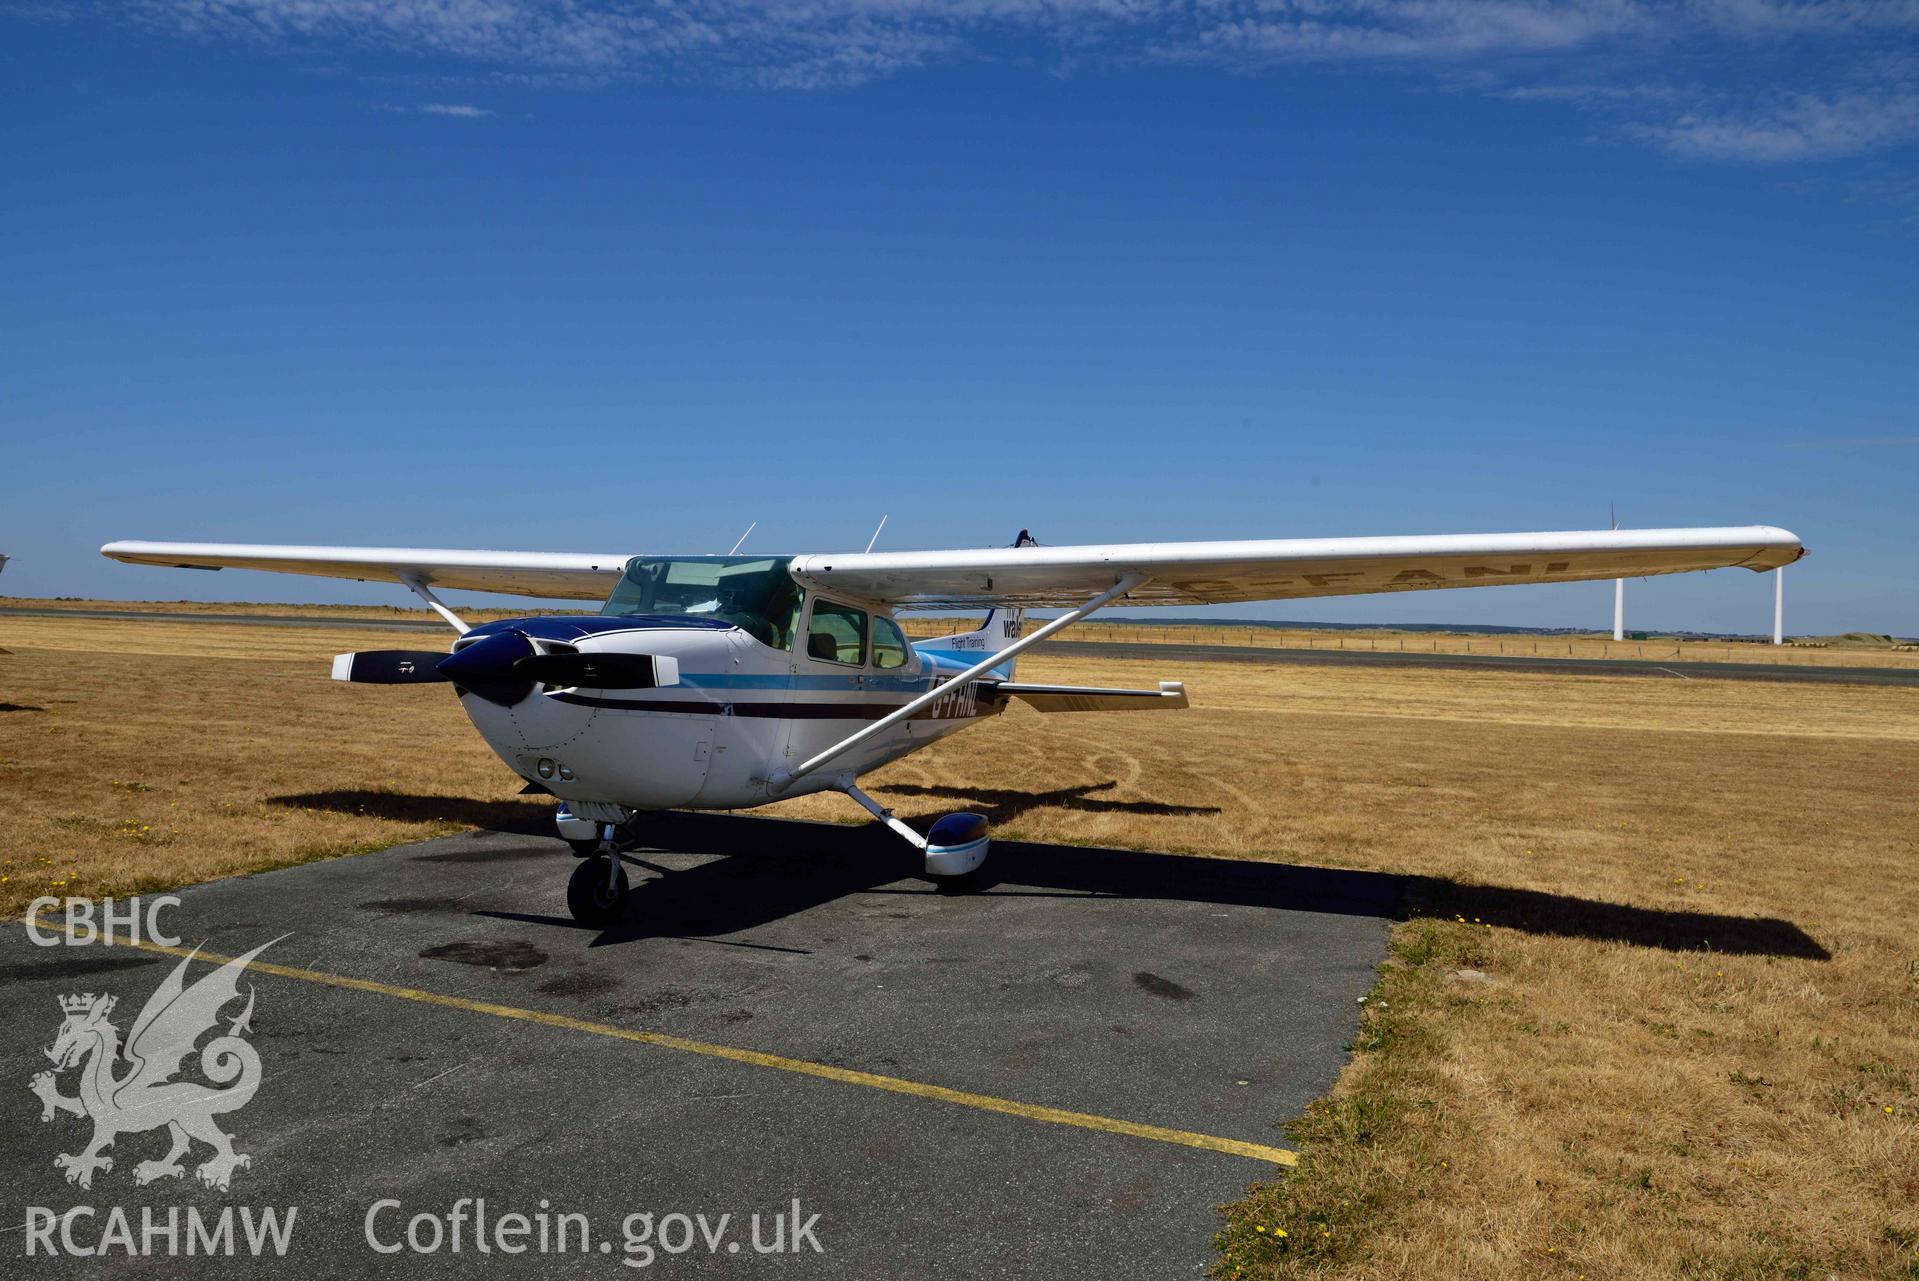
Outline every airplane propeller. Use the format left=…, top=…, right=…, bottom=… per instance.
left=511, top=652, right=664, bottom=689
left=329, top=651, right=454, bottom=684
left=334, top=631, right=671, bottom=705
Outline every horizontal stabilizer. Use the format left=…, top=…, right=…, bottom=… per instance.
left=989, top=680, right=1189, bottom=713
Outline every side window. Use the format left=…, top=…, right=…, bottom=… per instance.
left=872, top=617, right=911, bottom=670
left=805, top=599, right=867, bottom=665
left=760, top=576, right=804, bottom=652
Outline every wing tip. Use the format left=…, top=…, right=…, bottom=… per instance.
left=1749, top=526, right=1807, bottom=570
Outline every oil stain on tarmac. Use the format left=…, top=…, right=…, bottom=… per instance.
left=418, top=937, right=550, bottom=971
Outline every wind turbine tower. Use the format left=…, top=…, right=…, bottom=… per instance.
left=1611, top=504, right=1624, bottom=642
left=1773, top=565, right=1785, bottom=645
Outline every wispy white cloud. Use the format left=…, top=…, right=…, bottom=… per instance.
left=1689, top=0, right=1919, bottom=38
left=1176, top=1, right=1656, bottom=64
left=80, top=2, right=1919, bottom=165
left=1629, top=91, right=1919, bottom=162
left=377, top=100, right=497, bottom=118
left=1503, top=83, right=1684, bottom=105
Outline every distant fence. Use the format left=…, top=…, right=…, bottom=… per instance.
left=897, top=617, right=1919, bottom=669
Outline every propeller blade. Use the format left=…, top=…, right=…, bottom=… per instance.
left=513, top=652, right=663, bottom=689
left=331, top=651, right=452, bottom=684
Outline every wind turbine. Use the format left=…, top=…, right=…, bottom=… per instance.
left=1611, top=503, right=1624, bottom=642
left=1773, top=562, right=1785, bottom=645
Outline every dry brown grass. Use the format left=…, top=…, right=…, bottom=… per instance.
left=2, top=615, right=1916, bottom=1278
left=0, top=616, right=560, bottom=910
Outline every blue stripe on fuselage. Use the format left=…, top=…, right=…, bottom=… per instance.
left=676, top=672, right=937, bottom=693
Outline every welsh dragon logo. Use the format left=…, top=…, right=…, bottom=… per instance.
left=29, top=941, right=277, bottom=1191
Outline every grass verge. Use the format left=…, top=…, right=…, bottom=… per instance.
left=2, top=614, right=1915, bottom=1277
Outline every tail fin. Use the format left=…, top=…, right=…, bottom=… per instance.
left=912, top=606, right=1026, bottom=677
left=909, top=530, right=1033, bottom=678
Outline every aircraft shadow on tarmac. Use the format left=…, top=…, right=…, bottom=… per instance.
left=280, top=787, right=1830, bottom=962
left=272, top=789, right=554, bottom=834
left=874, top=780, right=1222, bottom=823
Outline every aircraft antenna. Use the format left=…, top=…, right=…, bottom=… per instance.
left=864, top=515, right=889, bottom=554
left=728, top=522, right=757, bottom=555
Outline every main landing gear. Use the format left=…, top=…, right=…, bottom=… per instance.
left=565, top=822, right=631, bottom=927
left=922, top=811, right=991, bottom=891
left=837, top=777, right=993, bottom=892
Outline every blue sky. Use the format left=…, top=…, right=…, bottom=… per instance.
left=3, top=2, right=1915, bottom=634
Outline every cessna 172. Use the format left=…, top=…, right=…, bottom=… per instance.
left=103, top=525, right=1804, bottom=925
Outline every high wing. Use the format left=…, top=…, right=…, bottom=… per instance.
left=100, top=541, right=628, bottom=600
left=789, top=526, right=1805, bottom=609
left=102, top=526, right=1806, bottom=610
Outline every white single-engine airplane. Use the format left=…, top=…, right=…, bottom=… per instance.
left=104, top=525, right=1804, bottom=925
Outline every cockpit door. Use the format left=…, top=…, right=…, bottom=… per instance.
left=778, top=592, right=871, bottom=769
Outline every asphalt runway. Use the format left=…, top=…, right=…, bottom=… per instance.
left=5, top=605, right=1913, bottom=686
left=0, top=813, right=1395, bottom=1278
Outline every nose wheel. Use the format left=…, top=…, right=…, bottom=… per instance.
left=567, top=855, right=630, bottom=926
left=565, top=824, right=631, bottom=926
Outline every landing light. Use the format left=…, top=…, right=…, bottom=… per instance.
left=536, top=758, right=555, bottom=779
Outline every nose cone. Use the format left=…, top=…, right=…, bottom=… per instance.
left=437, top=631, right=536, bottom=707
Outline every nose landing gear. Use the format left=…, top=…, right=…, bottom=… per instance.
left=565, top=823, right=631, bottom=927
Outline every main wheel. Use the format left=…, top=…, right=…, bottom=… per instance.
left=927, top=866, right=989, bottom=895
left=923, top=812, right=991, bottom=893
left=566, top=855, right=630, bottom=927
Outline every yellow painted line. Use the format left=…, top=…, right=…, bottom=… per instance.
left=30, top=920, right=1296, bottom=1168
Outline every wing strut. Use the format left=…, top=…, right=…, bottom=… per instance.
left=403, top=576, right=471, bottom=634
left=838, top=776, right=928, bottom=850
left=767, top=572, right=1149, bottom=794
